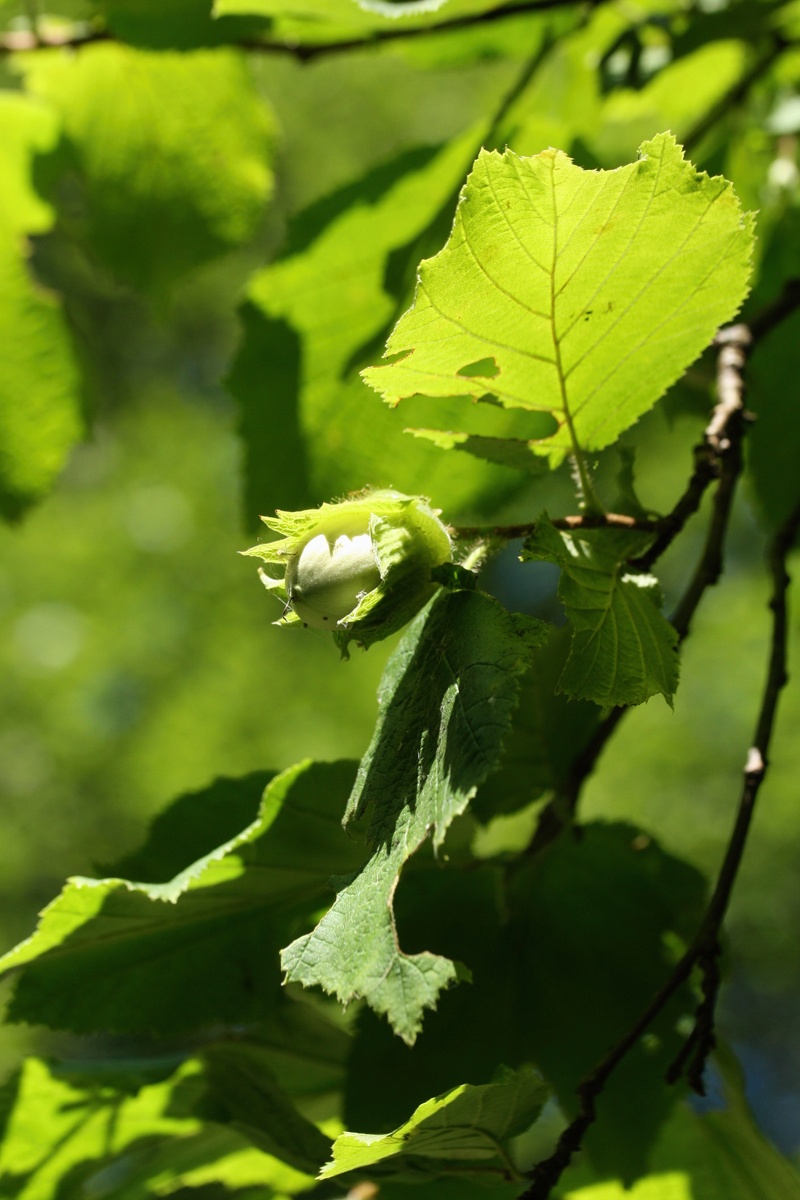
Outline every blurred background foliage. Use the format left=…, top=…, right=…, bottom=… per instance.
left=1, top=0, right=800, bottom=1182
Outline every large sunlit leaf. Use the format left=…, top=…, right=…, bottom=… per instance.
left=21, top=44, right=275, bottom=294
left=0, top=761, right=363, bottom=1034
left=281, top=590, right=546, bottom=1044
left=322, top=1065, right=548, bottom=1182
left=523, top=518, right=679, bottom=706
left=363, top=133, right=754, bottom=467
left=0, top=92, right=83, bottom=519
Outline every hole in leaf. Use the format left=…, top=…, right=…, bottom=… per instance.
left=456, top=357, right=500, bottom=379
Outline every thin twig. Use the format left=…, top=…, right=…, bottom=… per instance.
left=454, top=285, right=800, bottom=558
left=524, top=327, right=753, bottom=866
left=0, top=0, right=592, bottom=59
left=668, top=326, right=751, bottom=639
left=451, top=512, right=659, bottom=539
left=518, top=499, right=800, bottom=1200
left=666, top=499, right=800, bottom=1088
left=633, top=325, right=752, bottom=575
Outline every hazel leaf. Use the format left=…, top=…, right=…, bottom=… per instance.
left=363, top=133, right=754, bottom=468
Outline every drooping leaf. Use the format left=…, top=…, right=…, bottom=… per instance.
left=228, top=132, right=546, bottom=526
left=322, top=1064, right=548, bottom=1182
left=343, top=822, right=706, bottom=1181
left=281, top=590, right=546, bottom=1044
left=362, top=133, right=754, bottom=468
left=0, top=92, right=83, bottom=519
left=22, top=44, right=275, bottom=294
left=343, top=864, right=525, bottom=1131
left=523, top=518, right=679, bottom=707
left=0, top=761, right=363, bottom=1034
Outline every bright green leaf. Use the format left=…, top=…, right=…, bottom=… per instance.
left=0, top=761, right=363, bottom=1034
left=524, top=518, right=679, bottom=706
left=281, top=590, right=546, bottom=1044
left=0, top=1049, right=323, bottom=1200
left=0, top=92, right=83, bottom=519
left=0, top=93, right=58, bottom=236
left=22, top=44, right=275, bottom=294
left=0, top=1055, right=204, bottom=1200
left=154, top=1142, right=314, bottom=1198
left=322, top=1064, right=548, bottom=1182
left=363, top=133, right=754, bottom=468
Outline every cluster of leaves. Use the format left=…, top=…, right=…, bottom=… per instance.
left=2, top=0, right=800, bottom=1198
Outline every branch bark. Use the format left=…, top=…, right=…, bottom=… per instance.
left=0, top=0, right=595, bottom=60
left=518, top=496, right=800, bottom=1200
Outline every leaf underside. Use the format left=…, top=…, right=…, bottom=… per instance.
left=524, top=519, right=679, bottom=707
left=363, top=132, right=754, bottom=468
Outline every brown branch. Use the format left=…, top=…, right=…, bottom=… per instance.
left=455, top=283, right=800, bottom=559
left=667, top=499, right=800, bottom=1087
left=633, top=325, right=751, bottom=575
left=518, top=497, right=800, bottom=1200
left=0, top=0, right=593, bottom=60
left=514, top=290, right=800, bottom=858
left=524, top=327, right=753, bottom=851
left=664, top=326, right=751, bottom=638
left=451, top=512, right=659, bottom=540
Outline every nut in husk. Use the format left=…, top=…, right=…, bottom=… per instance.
left=241, top=490, right=453, bottom=654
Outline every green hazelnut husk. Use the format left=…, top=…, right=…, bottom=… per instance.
left=241, top=489, right=453, bottom=653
